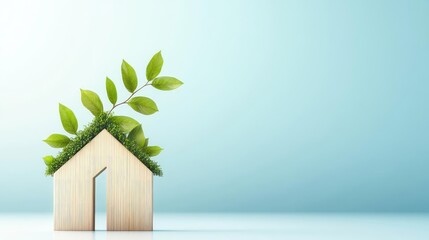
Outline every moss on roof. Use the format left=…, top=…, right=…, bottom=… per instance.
left=46, top=112, right=162, bottom=176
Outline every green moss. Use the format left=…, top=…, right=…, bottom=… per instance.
left=46, top=113, right=162, bottom=176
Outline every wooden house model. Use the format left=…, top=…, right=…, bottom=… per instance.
left=54, top=129, right=153, bottom=231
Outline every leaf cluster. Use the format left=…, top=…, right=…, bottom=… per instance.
left=42, top=51, right=182, bottom=176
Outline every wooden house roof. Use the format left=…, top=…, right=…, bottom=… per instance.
left=45, top=113, right=162, bottom=176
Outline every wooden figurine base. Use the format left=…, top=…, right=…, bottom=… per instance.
left=54, top=130, right=153, bottom=231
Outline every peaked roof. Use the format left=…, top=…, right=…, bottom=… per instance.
left=46, top=113, right=162, bottom=176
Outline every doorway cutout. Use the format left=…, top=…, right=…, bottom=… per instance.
left=94, top=167, right=107, bottom=230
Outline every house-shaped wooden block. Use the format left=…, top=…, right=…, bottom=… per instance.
left=54, top=129, right=153, bottom=231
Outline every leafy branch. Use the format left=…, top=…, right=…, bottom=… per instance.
left=107, top=80, right=151, bottom=115
left=42, top=51, right=183, bottom=174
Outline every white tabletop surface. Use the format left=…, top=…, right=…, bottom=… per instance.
left=0, top=213, right=428, bottom=240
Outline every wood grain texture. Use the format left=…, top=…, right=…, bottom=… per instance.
left=54, top=129, right=153, bottom=231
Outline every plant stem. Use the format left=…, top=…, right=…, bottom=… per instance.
left=108, top=81, right=151, bottom=115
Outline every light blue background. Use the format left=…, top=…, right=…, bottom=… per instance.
left=0, top=0, right=428, bottom=213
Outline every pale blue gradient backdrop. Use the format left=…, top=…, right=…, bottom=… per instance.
left=0, top=0, right=428, bottom=212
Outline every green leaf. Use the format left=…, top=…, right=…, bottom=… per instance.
left=80, top=89, right=104, bottom=116
left=43, top=134, right=71, bottom=148
left=121, top=60, right=138, bottom=93
left=143, top=138, right=149, bottom=148
left=152, top=76, right=183, bottom=90
left=59, top=103, right=78, bottom=135
left=43, top=155, right=54, bottom=166
left=128, top=124, right=145, bottom=147
left=146, top=51, right=163, bottom=80
left=110, top=116, right=140, bottom=133
left=127, top=97, right=158, bottom=115
left=106, top=77, right=117, bottom=104
left=145, top=146, right=163, bottom=157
